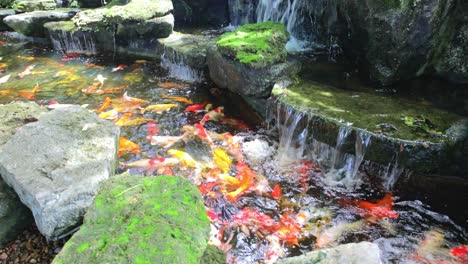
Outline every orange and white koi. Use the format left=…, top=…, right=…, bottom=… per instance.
left=184, top=103, right=208, bottom=113
left=162, top=95, right=193, bottom=104
left=148, top=135, right=187, bottom=149
left=118, top=137, right=140, bottom=157
left=18, top=65, right=35, bottom=79
left=124, top=157, right=180, bottom=174
left=200, top=106, right=224, bottom=124
left=167, top=149, right=198, bottom=168
left=111, top=64, right=126, bottom=72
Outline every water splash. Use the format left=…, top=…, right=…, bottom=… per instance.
left=381, top=155, right=406, bottom=191
left=47, top=29, right=96, bottom=55
left=160, top=50, right=203, bottom=82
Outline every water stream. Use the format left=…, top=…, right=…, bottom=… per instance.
left=0, top=33, right=466, bottom=263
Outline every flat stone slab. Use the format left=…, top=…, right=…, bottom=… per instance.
left=0, top=105, right=119, bottom=240
left=52, top=175, right=211, bottom=264
left=277, top=242, right=382, bottom=264
left=4, top=10, right=77, bottom=37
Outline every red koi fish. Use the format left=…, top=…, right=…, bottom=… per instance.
left=184, top=103, right=207, bottom=113
left=274, top=212, right=303, bottom=245
left=271, top=184, right=282, bottom=200
left=206, top=209, right=219, bottom=221
left=112, top=64, right=126, bottom=72
left=198, top=181, right=218, bottom=195
left=194, top=123, right=213, bottom=145
left=18, top=65, right=35, bottom=79
left=354, top=193, right=399, bottom=220
left=220, top=117, right=250, bottom=130
left=146, top=121, right=159, bottom=137
left=18, top=83, right=40, bottom=100
left=64, top=53, right=80, bottom=58
left=200, top=106, right=224, bottom=125
left=230, top=208, right=278, bottom=233
left=451, top=245, right=468, bottom=263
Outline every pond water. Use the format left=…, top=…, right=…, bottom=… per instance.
left=0, top=32, right=467, bottom=263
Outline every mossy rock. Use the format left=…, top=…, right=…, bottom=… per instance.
left=12, top=0, right=57, bottom=12
left=216, top=22, right=289, bottom=68
left=52, top=175, right=211, bottom=264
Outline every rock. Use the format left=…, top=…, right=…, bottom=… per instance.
left=276, top=242, right=381, bottom=264
left=3, top=10, right=77, bottom=37
left=76, top=0, right=102, bottom=8
left=52, top=175, right=211, bottom=264
left=0, top=180, right=33, bottom=247
left=172, top=0, right=229, bottom=27
left=200, top=245, right=226, bottom=264
left=12, top=0, right=57, bottom=12
left=116, top=13, right=174, bottom=40
left=0, top=9, right=15, bottom=31
left=0, top=105, right=120, bottom=240
left=0, top=101, right=47, bottom=147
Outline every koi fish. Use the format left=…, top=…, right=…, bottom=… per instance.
left=148, top=135, right=186, bottom=149
left=140, top=103, right=176, bottom=114
left=81, top=82, right=101, bottom=94
left=54, top=70, right=75, bottom=77
left=122, top=92, right=148, bottom=105
left=84, top=62, right=105, bottom=69
left=212, top=148, right=232, bottom=174
left=18, top=83, right=40, bottom=100
left=96, top=97, right=112, bottom=113
left=118, top=137, right=140, bottom=157
left=98, top=109, right=119, bottom=120
left=55, top=62, right=65, bottom=67
left=95, top=74, right=107, bottom=86
left=17, top=56, right=35, bottom=61
left=162, top=95, right=193, bottom=104
left=225, top=161, right=256, bottom=202
left=18, top=65, right=35, bottom=79
left=220, top=117, right=250, bottom=130
left=229, top=208, right=278, bottom=233
left=112, top=64, right=126, bottom=72
left=274, top=212, right=303, bottom=245
left=0, top=41, right=6, bottom=46
left=0, top=74, right=11, bottom=85
left=194, top=123, right=213, bottom=145
left=354, top=193, right=399, bottom=220
left=158, top=82, right=185, bottom=89
left=131, top=67, right=143, bottom=73
left=134, top=59, right=148, bottom=64
left=200, top=106, right=224, bottom=125
left=167, top=149, right=198, bottom=168
left=271, top=184, right=282, bottom=199
left=146, top=121, right=159, bottom=137
left=94, top=85, right=126, bottom=95
left=413, top=229, right=453, bottom=263
left=64, top=53, right=80, bottom=58
left=451, top=245, right=468, bottom=263
left=124, top=157, right=180, bottom=174
left=115, top=113, right=149, bottom=127
left=184, top=103, right=207, bottom=113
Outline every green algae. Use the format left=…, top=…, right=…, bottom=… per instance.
left=274, top=80, right=462, bottom=142
left=52, top=175, right=210, bottom=264
left=217, top=22, right=289, bottom=68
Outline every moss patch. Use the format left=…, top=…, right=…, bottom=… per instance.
left=52, top=175, right=210, bottom=264
left=274, top=80, right=462, bottom=142
left=216, top=22, right=289, bottom=68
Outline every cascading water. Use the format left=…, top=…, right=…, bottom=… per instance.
left=47, top=29, right=97, bottom=55
left=160, top=50, right=203, bottom=82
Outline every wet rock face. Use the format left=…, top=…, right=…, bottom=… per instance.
left=12, top=0, right=57, bottom=12
left=0, top=105, right=120, bottom=240
left=3, top=10, right=77, bottom=37
left=172, top=0, right=229, bottom=28
left=277, top=242, right=382, bottom=264
left=52, top=175, right=212, bottom=264
left=0, top=9, right=15, bottom=31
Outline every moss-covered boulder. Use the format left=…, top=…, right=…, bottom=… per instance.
left=208, top=22, right=299, bottom=98
left=3, top=10, right=77, bottom=37
left=52, top=175, right=212, bottom=264
left=216, top=22, right=289, bottom=68
left=11, top=0, right=56, bottom=12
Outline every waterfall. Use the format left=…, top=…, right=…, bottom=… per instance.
left=381, top=155, right=406, bottom=191
left=160, top=50, right=203, bottom=82
left=48, top=29, right=97, bottom=55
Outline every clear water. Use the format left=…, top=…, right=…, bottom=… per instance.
left=0, top=33, right=466, bottom=264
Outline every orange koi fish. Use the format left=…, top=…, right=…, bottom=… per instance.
left=118, top=137, right=140, bottom=157
left=140, top=103, right=176, bottom=114
left=112, top=64, right=126, bottom=72
left=451, top=245, right=468, bottom=263
left=122, top=92, right=148, bottom=105
left=94, top=85, right=126, bottom=95
left=162, top=95, right=193, bottom=104
left=64, top=53, right=80, bottom=58
left=354, top=193, right=399, bottom=220
left=158, top=82, right=185, bottom=89
left=220, top=117, right=250, bottom=130
left=98, top=109, right=119, bottom=120
left=84, top=62, right=105, bottom=69
left=274, top=212, right=303, bottom=245
left=18, top=83, right=40, bottom=100
left=115, top=113, right=149, bottom=127
left=96, top=97, right=112, bottom=113
left=194, top=123, right=213, bottom=145
left=271, top=184, right=282, bottom=200
left=225, top=161, right=256, bottom=202
left=167, top=149, right=198, bottom=168
left=131, top=67, right=143, bottom=73
left=230, top=208, right=278, bottom=234
left=18, top=65, right=35, bottom=79
left=184, top=103, right=207, bottom=113
left=81, top=82, right=101, bottom=94
left=200, top=106, right=224, bottom=125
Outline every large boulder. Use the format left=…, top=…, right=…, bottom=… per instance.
left=0, top=105, right=119, bottom=240
left=277, top=242, right=382, bottom=264
left=3, top=10, right=77, bottom=37
left=52, top=175, right=212, bottom=264
left=0, top=9, right=15, bottom=31
left=208, top=22, right=300, bottom=98
left=116, top=13, right=174, bottom=41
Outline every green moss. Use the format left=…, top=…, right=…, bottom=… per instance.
left=275, top=79, right=462, bottom=142
left=52, top=175, right=210, bottom=264
left=43, top=21, right=78, bottom=33
left=217, top=22, right=289, bottom=68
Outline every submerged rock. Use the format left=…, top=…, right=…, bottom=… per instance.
left=52, top=175, right=211, bottom=264
left=0, top=105, right=119, bottom=240
left=208, top=22, right=300, bottom=98
left=277, top=242, right=381, bottom=264
left=3, top=10, right=77, bottom=37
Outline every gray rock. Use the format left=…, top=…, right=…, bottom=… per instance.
left=173, top=0, right=229, bottom=27
left=0, top=180, right=33, bottom=247
left=207, top=46, right=301, bottom=98
left=277, top=242, right=382, bottom=264
left=4, top=10, right=77, bottom=37
left=0, top=9, right=15, bottom=31
left=0, top=105, right=119, bottom=240
left=52, top=175, right=210, bottom=264
left=12, top=0, right=57, bottom=12
left=76, top=0, right=102, bottom=8
left=116, top=13, right=174, bottom=40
